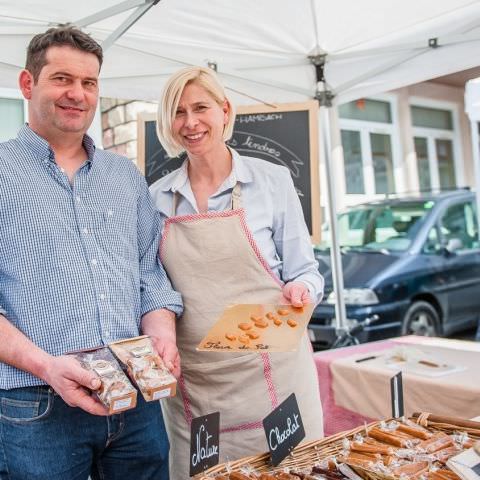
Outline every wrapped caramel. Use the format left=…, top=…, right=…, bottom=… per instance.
left=73, top=347, right=137, bottom=414
left=110, top=336, right=177, bottom=401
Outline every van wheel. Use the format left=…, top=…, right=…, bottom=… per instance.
left=401, top=301, right=440, bottom=336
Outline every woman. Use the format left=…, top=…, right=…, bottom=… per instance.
left=150, top=66, right=324, bottom=478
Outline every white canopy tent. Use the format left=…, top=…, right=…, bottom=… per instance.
left=1, top=0, right=480, bottom=336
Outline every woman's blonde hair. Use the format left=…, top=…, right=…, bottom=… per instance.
left=157, top=66, right=236, bottom=158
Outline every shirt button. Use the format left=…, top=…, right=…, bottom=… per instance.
left=60, top=167, right=65, bottom=173
left=76, top=196, right=81, bottom=202
left=99, top=294, right=106, bottom=300
left=104, top=330, right=110, bottom=337
left=107, top=209, right=114, bottom=217
left=91, top=258, right=98, bottom=266
left=83, top=228, right=89, bottom=234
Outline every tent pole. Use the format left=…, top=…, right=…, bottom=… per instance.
left=469, top=119, right=480, bottom=244
left=102, top=1, right=161, bottom=50
left=318, top=104, right=348, bottom=333
left=74, top=0, right=148, bottom=28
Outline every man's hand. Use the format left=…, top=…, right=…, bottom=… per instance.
left=282, top=281, right=311, bottom=307
left=141, top=309, right=181, bottom=378
left=42, top=355, right=109, bottom=416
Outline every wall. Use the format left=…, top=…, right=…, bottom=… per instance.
left=101, top=98, right=157, bottom=165
left=401, top=81, right=473, bottom=187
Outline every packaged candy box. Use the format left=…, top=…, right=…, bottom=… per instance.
left=110, top=336, right=177, bottom=401
left=73, top=347, right=137, bottom=414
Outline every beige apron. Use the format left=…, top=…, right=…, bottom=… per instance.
left=160, top=184, right=323, bottom=479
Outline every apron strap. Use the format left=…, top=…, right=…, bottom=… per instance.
left=231, top=182, right=242, bottom=210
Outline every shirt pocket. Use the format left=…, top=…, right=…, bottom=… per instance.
left=90, top=208, right=137, bottom=259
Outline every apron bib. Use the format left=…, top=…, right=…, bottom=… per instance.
left=160, top=184, right=323, bottom=478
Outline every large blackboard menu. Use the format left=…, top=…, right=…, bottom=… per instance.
left=137, top=102, right=320, bottom=242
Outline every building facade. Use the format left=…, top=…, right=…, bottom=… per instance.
left=1, top=74, right=476, bottom=214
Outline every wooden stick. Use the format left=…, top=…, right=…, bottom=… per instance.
left=411, top=412, right=480, bottom=430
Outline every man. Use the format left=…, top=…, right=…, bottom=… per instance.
left=0, top=26, right=182, bottom=479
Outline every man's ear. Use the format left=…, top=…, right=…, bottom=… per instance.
left=19, top=69, right=34, bottom=100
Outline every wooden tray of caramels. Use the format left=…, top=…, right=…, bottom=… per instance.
left=197, top=303, right=314, bottom=352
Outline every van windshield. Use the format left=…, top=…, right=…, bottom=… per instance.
left=317, top=201, right=434, bottom=253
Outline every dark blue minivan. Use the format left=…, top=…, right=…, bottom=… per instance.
left=308, top=190, right=480, bottom=349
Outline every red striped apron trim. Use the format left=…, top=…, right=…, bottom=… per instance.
left=160, top=209, right=243, bottom=262
left=220, top=420, right=263, bottom=434
left=261, top=353, right=279, bottom=409
left=161, top=209, right=284, bottom=290
left=178, top=374, right=193, bottom=427
left=161, top=208, right=282, bottom=430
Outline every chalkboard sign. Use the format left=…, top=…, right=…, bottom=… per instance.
left=137, top=101, right=320, bottom=242
left=189, top=412, right=220, bottom=477
left=262, top=393, right=305, bottom=467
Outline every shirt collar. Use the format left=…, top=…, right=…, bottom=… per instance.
left=160, top=147, right=254, bottom=193
left=17, top=124, right=96, bottom=163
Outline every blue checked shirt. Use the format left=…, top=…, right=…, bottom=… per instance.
left=0, top=125, right=183, bottom=389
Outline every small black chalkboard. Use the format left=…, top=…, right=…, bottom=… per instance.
left=390, top=372, right=404, bottom=418
left=473, top=461, right=480, bottom=475
left=137, top=102, right=320, bottom=242
left=262, top=393, right=305, bottom=467
left=189, top=412, right=220, bottom=477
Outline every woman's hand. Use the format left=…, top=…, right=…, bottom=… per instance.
left=141, top=309, right=181, bottom=378
left=281, top=281, right=311, bottom=307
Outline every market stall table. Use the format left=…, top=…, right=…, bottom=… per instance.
left=315, top=335, right=480, bottom=435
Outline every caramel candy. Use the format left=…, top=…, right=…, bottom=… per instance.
left=287, top=319, right=298, bottom=327
left=254, top=319, right=269, bottom=328
left=225, top=333, right=237, bottom=341
left=266, top=312, right=275, bottom=320
left=277, top=308, right=290, bottom=316
left=397, top=422, right=433, bottom=439
left=273, top=317, right=282, bottom=326
left=238, top=322, right=252, bottom=331
left=238, top=334, right=250, bottom=344
left=419, top=432, right=453, bottom=453
left=392, top=461, right=429, bottom=477
left=229, top=473, right=255, bottom=480
left=246, top=330, right=260, bottom=340
left=250, top=315, right=263, bottom=322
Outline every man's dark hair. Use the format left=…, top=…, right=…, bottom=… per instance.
left=26, top=26, right=103, bottom=83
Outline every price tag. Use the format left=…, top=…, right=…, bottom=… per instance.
left=390, top=372, right=404, bottom=418
left=189, top=412, right=220, bottom=477
left=263, top=393, right=305, bottom=466
left=447, top=445, right=480, bottom=479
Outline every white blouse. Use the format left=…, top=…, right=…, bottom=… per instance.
left=149, top=149, right=324, bottom=304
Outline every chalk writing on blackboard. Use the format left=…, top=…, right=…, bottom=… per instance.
left=138, top=101, right=320, bottom=242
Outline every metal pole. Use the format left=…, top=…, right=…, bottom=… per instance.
left=319, top=105, right=348, bottom=333
left=470, top=119, right=480, bottom=244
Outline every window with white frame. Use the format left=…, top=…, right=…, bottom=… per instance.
left=411, top=102, right=461, bottom=192
left=0, top=89, right=26, bottom=142
left=339, top=97, right=400, bottom=198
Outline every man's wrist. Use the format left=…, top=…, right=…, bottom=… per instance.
left=30, top=351, right=54, bottom=384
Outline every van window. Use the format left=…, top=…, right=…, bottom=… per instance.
left=440, top=201, right=478, bottom=251
left=318, top=201, right=433, bottom=252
